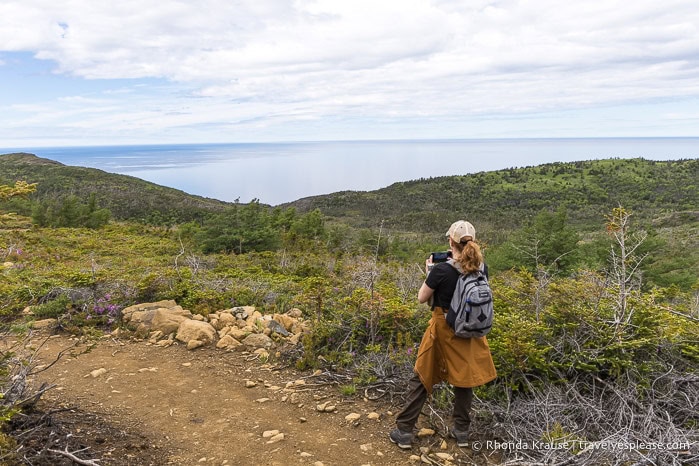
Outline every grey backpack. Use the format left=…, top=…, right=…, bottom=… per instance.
left=446, top=260, right=494, bottom=338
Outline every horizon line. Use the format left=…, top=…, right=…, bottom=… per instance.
left=3, top=135, right=699, bottom=151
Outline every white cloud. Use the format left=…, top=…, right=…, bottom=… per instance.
left=1, top=0, right=699, bottom=144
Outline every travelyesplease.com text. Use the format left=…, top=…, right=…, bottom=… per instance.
left=470, top=440, right=692, bottom=452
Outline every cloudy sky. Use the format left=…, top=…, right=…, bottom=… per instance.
left=1, top=0, right=699, bottom=147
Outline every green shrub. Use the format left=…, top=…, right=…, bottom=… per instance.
left=31, top=295, right=71, bottom=318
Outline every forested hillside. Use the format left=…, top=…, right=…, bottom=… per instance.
left=288, top=158, right=699, bottom=233
left=0, top=153, right=229, bottom=224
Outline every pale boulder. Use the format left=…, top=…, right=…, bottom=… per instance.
left=122, top=300, right=181, bottom=323
left=246, top=310, right=263, bottom=326
left=228, top=327, right=248, bottom=340
left=176, top=320, right=217, bottom=346
left=151, top=308, right=192, bottom=335
left=216, top=335, right=242, bottom=350
left=187, top=340, right=205, bottom=350
left=217, top=312, right=236, bottom=329
left=30, top=318, right=57, bottom=330
left=242, top=333, right=273, bottom=349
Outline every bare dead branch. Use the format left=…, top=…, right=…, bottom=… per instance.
left=47, top=447, right=101, bottom=465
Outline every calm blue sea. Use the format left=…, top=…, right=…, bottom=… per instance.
left=4, top=138, right=699, bottom=205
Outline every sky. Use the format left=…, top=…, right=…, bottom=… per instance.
left=1, top=0, right=699, bottom=147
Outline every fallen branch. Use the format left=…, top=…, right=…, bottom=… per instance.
left=47, top=447, right=101, bottom=465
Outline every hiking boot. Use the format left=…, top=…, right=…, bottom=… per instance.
left=450, top=427, right=469, bottom=447
left=389, top=428, right=414, bottom=449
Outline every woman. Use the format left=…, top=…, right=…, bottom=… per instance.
left=390, top=220, right=497, bottom=449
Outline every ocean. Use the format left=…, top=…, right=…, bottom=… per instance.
left=5, top=138, right=699, bottom=206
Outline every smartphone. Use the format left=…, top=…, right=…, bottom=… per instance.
left=431, top=251, right=452, bottom=263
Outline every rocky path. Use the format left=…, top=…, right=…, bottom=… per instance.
left=29, top=334, right=482, bottom=466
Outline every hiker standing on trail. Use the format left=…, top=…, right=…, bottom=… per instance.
left=390, top=220, right=497, bottom=449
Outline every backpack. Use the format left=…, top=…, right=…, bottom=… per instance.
left=445, top=260, right=494, bottom=338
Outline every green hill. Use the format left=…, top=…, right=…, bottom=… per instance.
left=0, top=152, right=229, bottom=223
left=3, top=153, right=696, bottom=234
left=287, top=158, right=699, bottom=234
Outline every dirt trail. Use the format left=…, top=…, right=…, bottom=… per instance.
left=27, top=334, right=482, bottom=466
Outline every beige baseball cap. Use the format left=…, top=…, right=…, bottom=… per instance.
left=446, top=220, right=476, bottom=243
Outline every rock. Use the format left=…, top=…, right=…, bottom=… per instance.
left=360, top=443, right=373, bottom=452
left=410, top=455, right=421, bottom=462
left=273, top=313, right=296, bottom=331
left=21, top=306, right=33, bottom=316
left=122, top=300, right=181, bottom=323
left=262, top=430, right=280, bottom=438
left=187, top=340, right=205, bottom=350
left=316, top=401, right=336, bottom=412
left=90, top=368, right=107, bottom=378
left=266, top=433, right=284, bottom=444
left=129, top=311, right=157, bottom=331
left=255, top=398, right=270, bottom=403
left=367, top=412, right=380, bottom=420
left=234, top=305, right=255, bottom=317
left=436, top=453, right=454, bottom=461
left=440, top=440, right=448, bottom=450
left=216, top=335, right=242, bottom=350
left=176, top=320, right=217, bottom=346
left=242, top=333, right=272, bottom=349
left=227, top=327, right=248, bottom=340
left=345, top=413, right=361, bottom=422
left=216, top=312, right=236, bottom=329
left=192, top=314, right=205, bottom=321
left=300, top=452, right=313, bottom=458
left=291, top=321, right=310, bottom=335
left=151, top=308, right=192, bottom=335
left=30, top=319, right=57, bottom=330
left=245, top=380, right=257, bottom=388
left=417, top=428, right=435, bottom=438
left=156, top=339, right=174, bottom=347
left=267, top=320, right=289, bottom=336
left=288, top=334, right=302, bottom=345
left=245, top=310, right=263, bottom=326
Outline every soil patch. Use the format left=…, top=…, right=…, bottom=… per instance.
left=10, top=333, right=487, bottom=465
